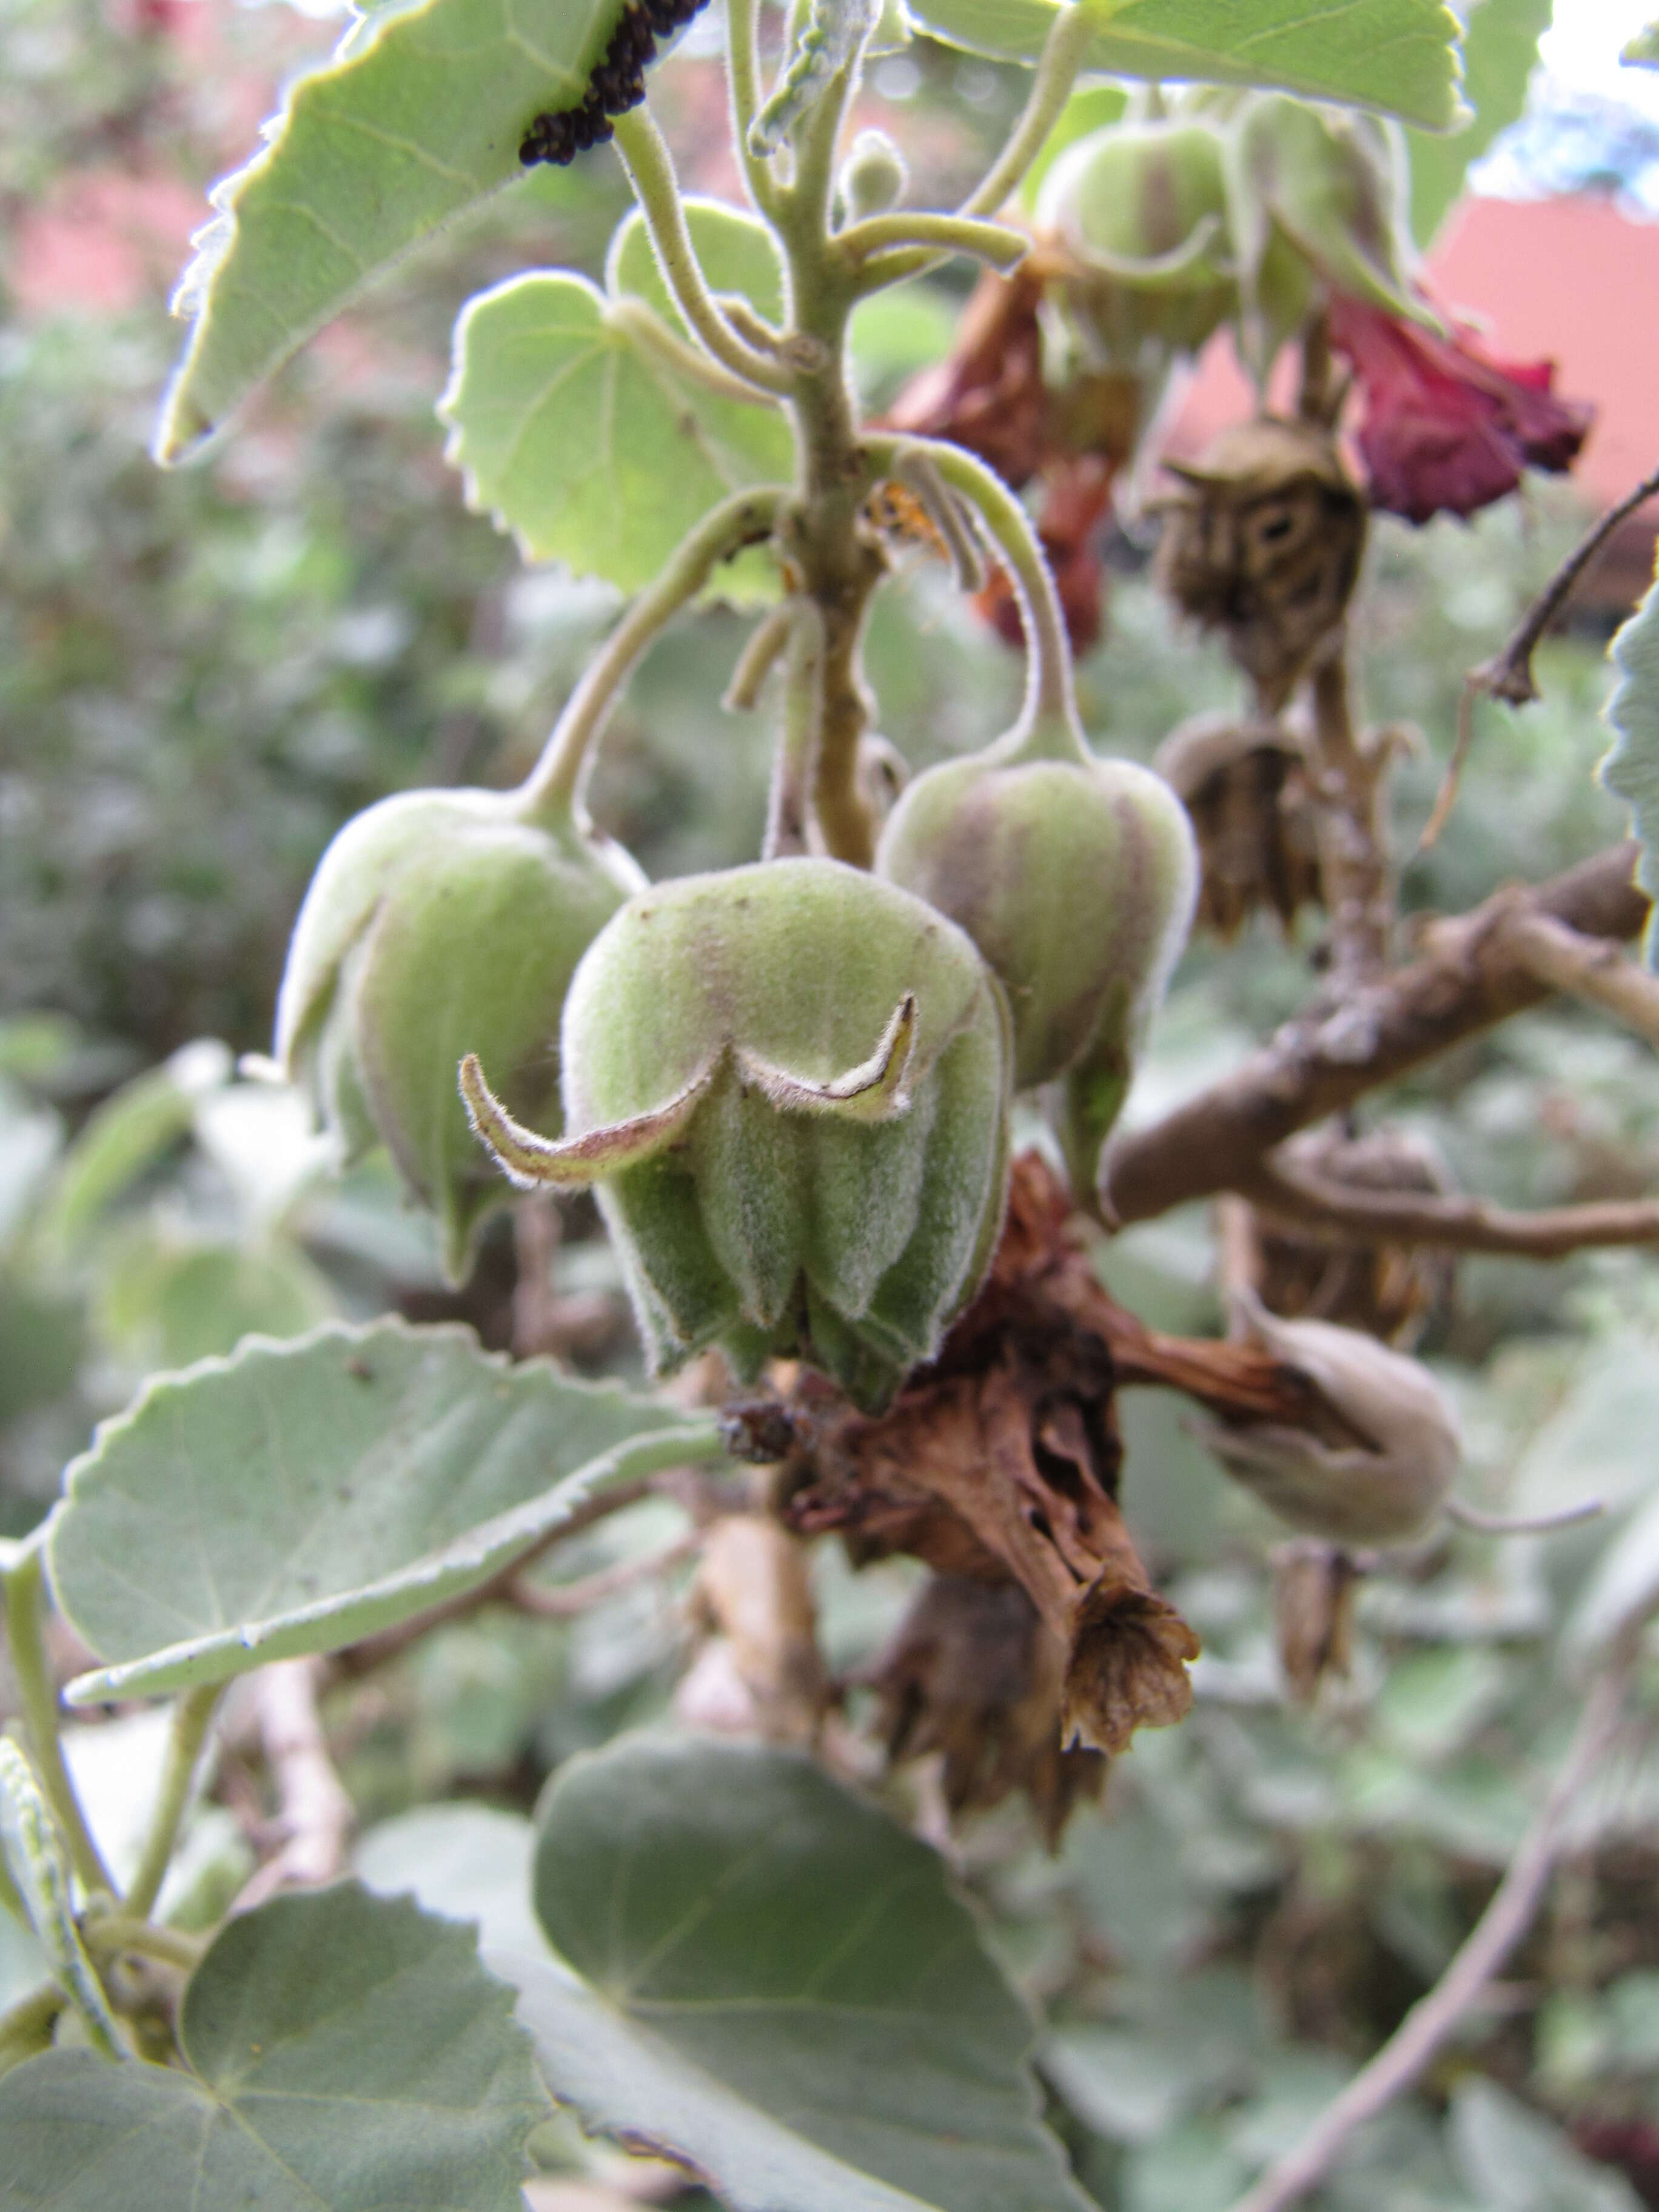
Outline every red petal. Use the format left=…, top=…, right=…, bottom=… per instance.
left=1327, top=294, right=1593, bottom=523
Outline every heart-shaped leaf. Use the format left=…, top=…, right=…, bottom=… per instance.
left=0, top=1885, right=546, bottom=2210
left=438, top=202, right=793, bottom=595
left=49, top=1318, right=717, bottom=1704
left=907, top=0, right=1464, bottom=130
left=155, top=0, right=637, bottom=463
left=497, top=1735, right=1093, bottom=2212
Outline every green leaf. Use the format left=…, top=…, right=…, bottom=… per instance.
left=1409, top=0, right=1550, bottom=246
left=608, top=198, right=786, bottom=333
left=154, top=0, right=635, bottom=464
left=49, top=1318, right=717, bottom=1704
left=40, top=1041, right=230, bottom=1254
left=355, top=1803, right=543, bottom=1957
left=904, top=0, right=1466, bottom=130
left=498, top=1734, right=1093, bottom=2212
left=1450, top=2079, right=1644, bottom=2211
left=0, top=1884, right=546, bottom=2210
left=1626, top=21, right=1659, bottom=66
left=1602, top=563, right=1659, bottom=965
left=438, top=206, right=792, bottom=595
left=0, top=1742, right=121, bottom=2061
left=1570, top=1485, right=1659, bottom=1653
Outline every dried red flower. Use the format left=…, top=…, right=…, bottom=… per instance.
left=1327, top=293, right=1594, bottom=525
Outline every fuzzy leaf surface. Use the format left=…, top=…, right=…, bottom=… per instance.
left=497, top=1735, right=1093, bottom=2212
left=905, top=0, right=1464, bottom=127
left=0, top=1885, right=545, bottom=2209
left=154, top=0, right=630, bottom=463
left=1603, top=563, right=1659, bottom=964
left=439, top=204, right=791, bottom=594
left=49, top=1318, right=710, bottom=1703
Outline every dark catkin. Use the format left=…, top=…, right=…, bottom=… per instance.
left=520, top=0, right=710, bottom=168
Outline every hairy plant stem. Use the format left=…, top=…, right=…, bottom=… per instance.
left=1, top=1547, right=113, bottom=1898
left=611, top=109, right=793, bottom=394
left=1307, top=646, right=1393, bottom=988
left=764, top=601, right=822, bottom=859
left=81, top=1914, right=205, bottom=1974
left=123, top=1683, right=223, bottom=1922
left=771, top=49, right=888, bottom=866
left=515, top=488, right=786, bottom=819
left=839, top=210, right=1028, bottom=277
left=861, top=2, right=1095, bottom=290
left=868, top=431, right=1084, bottom=757
left=724, top=0, right=779, bottom=216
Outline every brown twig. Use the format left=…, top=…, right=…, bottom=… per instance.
left=506, top=1530, right=700, bottom=1618
left=1499, top=905, right=1659, bottom=1050
left=1228, top=1640, right=1640, bottom=2212
left=1305, top=649, right=1395, bottom=987
left=1422, top=462, right=1659, bottom=850
left=328, top=1475, right=659, bottom=1678
left=1104, top=842, right=1650, bottom=1227
left=1241, top=1155, right=1659, bottom=1260
left=233, top=1658, right=353, bottom=1908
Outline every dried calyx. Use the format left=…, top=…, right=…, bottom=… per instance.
left=1153, top=709, right=1323, bottom=942
left=461, top=858, right=1012, bottom=1413
left=1156, top=417, right=1367, bottom=712
left=275, top=788, right=642, bottom=1282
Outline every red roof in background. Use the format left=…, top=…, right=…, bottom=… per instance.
left=1167, top=192, right=1659, bottom=513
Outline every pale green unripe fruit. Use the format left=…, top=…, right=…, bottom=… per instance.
left=875, top=747, right=1197, bottom=1196
left=276, top=789, right=643, bottom=1280
left=460, top=858, right=1012, bottom=1412
left=1037, top=116, right=1238, bottom=367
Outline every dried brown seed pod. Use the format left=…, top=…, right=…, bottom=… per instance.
left=1156, top=417, right=1367, bottom=711
left=863, top=1575, right=1105, bottom=1846
left=1152, top=709, right=1322, bottom=940
left=1246, top=1125, right=1458, bottom=1347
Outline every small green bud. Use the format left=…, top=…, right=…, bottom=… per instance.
left=874, top=745, right=1197, bottom=1193
left=1037, top=116, right=1238, bottom=369
left=460, top=858, right=1012, bottom=1412
left=838, top=127, right=908, bottom=223
left=276, top=789, right=643, bottom=1279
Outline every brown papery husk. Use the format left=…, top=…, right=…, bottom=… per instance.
left=781, top=1156, right=1337, bottom=1761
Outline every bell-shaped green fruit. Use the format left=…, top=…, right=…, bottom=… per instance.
left=276, top=789, right=643, bottom=1280
left=875, top=737, right=1196, bottom=1198
left=1037, top=115, right=1238, bottom=370
left=459, top=858, right=1011, bottom=1412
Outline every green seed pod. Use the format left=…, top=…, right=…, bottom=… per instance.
left=1037, top=115, right=1239, bottom=371
left=875, top=739, right=1197, bottom=1198
left=276, top=789, right=643, bottom=1279
left=460, top=858, right=1012, bottom=1412
left=1228, top=95, right=1419, bottom=335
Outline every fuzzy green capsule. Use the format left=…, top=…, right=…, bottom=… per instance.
left=460, top=859, right=1012, bottom=1412
left=1037, top=115, right=1238, bottom=369
left=876, top=743, right=1196, bottom=1199
left=276, top=789, right=643, bottom=1280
